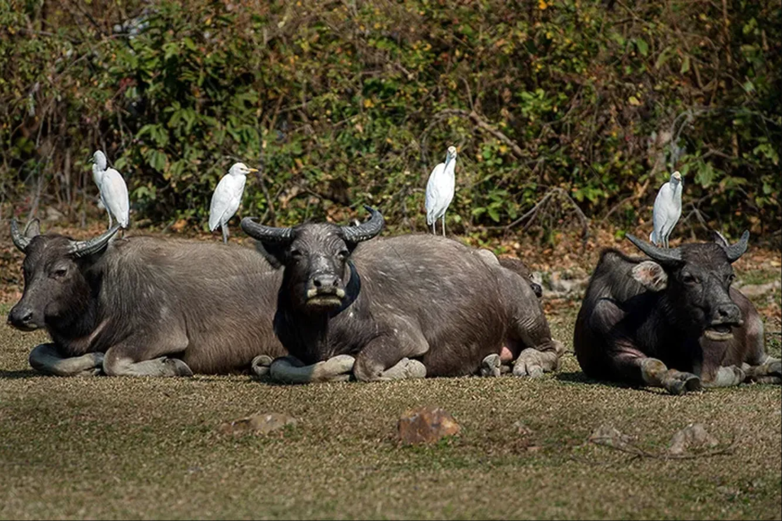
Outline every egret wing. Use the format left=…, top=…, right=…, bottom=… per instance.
left=101, top=168, right=130, bottom=228
left=425, top=162, right=446, bottom=224
left=209, top=175, right=245, bottom=231
left=651, top=182, right=672, bottom=245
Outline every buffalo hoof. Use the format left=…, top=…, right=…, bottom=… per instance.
left=512, top=353, right=545, bottom=378
left=480, top=354, right=502, bottom=378
left=704, top=365, right=745, bottom=388
left=380, top=358, right=427, bottom=381
left=251, top=355, right=275, bottom=377
left=663, top=370, right=702, bottom=395
left=165, top=358, right=194, bottom=377
left=270, top=355, right=355, bottom=384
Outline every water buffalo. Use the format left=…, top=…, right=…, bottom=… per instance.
left=240, top=206, right=563, bottom=383
left=573, top=231, right=780, bottom=394
left=7, top=220, right=286, bottom=377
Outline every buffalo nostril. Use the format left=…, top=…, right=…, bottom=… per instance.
left=331, top=278, right=339, bottom=287
left=313, top=279, right=322, bottom=288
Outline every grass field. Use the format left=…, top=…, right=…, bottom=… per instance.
left=1, top=296, right=780, bottom=520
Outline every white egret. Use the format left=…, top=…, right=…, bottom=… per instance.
left=649, top=171, right=683, bottom=248
left=209, top=162, right=258, bottom=243
left=425, top=146, right=457, bottom=236
left=92, top=150, right=130, bottom=229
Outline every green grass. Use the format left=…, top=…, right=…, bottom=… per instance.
left=0, top=304, right=780, bottom=520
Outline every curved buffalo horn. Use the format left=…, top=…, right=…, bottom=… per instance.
left=10, top=219, right=32, bottom=252
left=625, top=234, right=683, bottom=264
left=240, top=217, right=293, bottom=244
left=722, top=230, right=750, bottom=263
left=68, top=225, right=120, bottom=258
left=341, top=206, right=384, bottom=244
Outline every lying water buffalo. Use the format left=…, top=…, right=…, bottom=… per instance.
left=240, top=206, right=563, bottom=383
left=573, top=231, right=780, bottom=394
left=7, top=220, right=285, bottom=376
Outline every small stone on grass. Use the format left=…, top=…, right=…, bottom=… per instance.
left=398, top=406, right=460, bottom=445
left=218, top=412, right=298, bottom=436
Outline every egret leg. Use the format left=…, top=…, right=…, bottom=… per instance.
left=441, top=215, right=446, bottom=237
left=221, top=223, right=229, bottom=244
left=431, top=222, right=436, bottom=235
left=107, top=211, right=113, bottom=230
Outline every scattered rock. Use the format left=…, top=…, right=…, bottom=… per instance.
left=668, top=423, right=719, bottom=455
left=218, top=412, right=298, bottom=437
left=541, top=270, right=589, bottom=299
left=397, top=406, right=460, bottom=445
left=44, top=206, right=65, bottom=222
left=588, top=423, right=634, bottom=449
left=735, top=280, right=781, bottom=299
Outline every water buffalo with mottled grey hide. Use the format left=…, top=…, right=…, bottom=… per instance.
left=240, top=206, right=563, bottom=384
left=573, top=231, right=780, bottom=394
left=7, top=220, right=286, bottom=377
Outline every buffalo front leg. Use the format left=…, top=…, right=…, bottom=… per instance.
left=353, top=316, right=429, bottom=382
left=702, top=365, right=746, bottom=388
left=29, top=344, right=104, bottom=377
left=742, top=356, right=782, bottom=385
left=102, top=330, right=192, bottom=377
left=611, top=350, right=702, bottom=395
left=269, top=355, right=356, bottom=384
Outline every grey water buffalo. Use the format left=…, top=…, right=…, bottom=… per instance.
left=7, top=220, right=285, bottom=377
left=573, top=231, right=780, bottom=394
left=240, top=206, right=563, bottom=383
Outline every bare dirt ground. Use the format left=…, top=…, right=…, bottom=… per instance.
left=0, top=220, right=780, bottom=519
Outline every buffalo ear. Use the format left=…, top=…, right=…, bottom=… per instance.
left=254, top=241, right=286, bottom=270
left=712, top=230, right=730, bottom=249
left=24, top=218, right=41, bottom=239
left=631, top=261, right=668, bottom=292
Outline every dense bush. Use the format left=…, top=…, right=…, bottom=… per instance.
left=1, top=0, right=780, bottom=241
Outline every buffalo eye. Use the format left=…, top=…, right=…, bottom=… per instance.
left=337, top=249, right=350, bottom=261
left=682, top=273, right=699, bottom=285
left=726, top=273, right=735, bottom=284
left=50, top=267, right=68, bottom=280
left=288, top=248, right=303, bottom=261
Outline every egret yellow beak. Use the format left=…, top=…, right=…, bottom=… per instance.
left=248, top=168, right=259, bottom=173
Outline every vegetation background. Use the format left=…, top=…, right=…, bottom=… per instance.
left=1, top=0, right=780, bottom=244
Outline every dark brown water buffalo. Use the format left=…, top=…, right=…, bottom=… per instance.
left=240, top=206, right=563, bottom=383
left=573, top=231, right=780, bottom=394
left=7, top=220, right=285, bottom=377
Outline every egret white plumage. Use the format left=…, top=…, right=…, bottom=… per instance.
left=425, top=146, right=457, bottom=236
left=649, top=171, right=683, bottom=248
left=209, top=162, right=258, bottom=243
left=92, top=150, right=130, bottom=229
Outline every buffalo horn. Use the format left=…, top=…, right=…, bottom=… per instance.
left=626, top=234, right=683, bottom=264
left=341, top=206, right=384, bottom=244
left=240, top=217, right=293, bottom=243
left=10, top=219, right=32, bottom=252
left=68, top=225, right=120, bottom=258
left=722, top=230, right=750, bottom=263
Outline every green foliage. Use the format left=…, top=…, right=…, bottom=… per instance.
left=1, top=0, right=779, bottom=237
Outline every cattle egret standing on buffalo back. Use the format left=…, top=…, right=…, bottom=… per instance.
left=209, top=162, right=258, bottom=243
left=649, top=171, right=683, bottom=248
left=425, top=146, right=458, bottom=236
left=92, top=150, right=130, bottom=230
